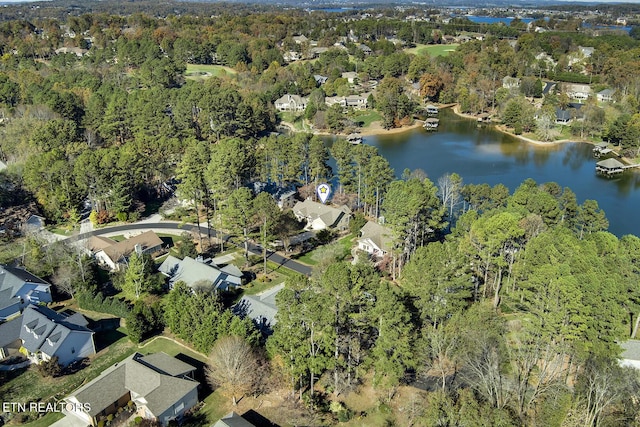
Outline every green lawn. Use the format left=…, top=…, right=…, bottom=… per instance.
left=296, top=233, right=355, bottom=266
left=404, top=43, right=459, bottom=57
left=185, top=64, right=237, bottom=81
left=138, top=336, right=207, bottom=363
left=241, top=279, right=284, bottom=296
left=278, top=112, right=306, bottom=131
left=24, top=412, right=64, bottom=427
left=350, top=110, right=383, bottom=128
left=196, top=389, right=229, bottom=425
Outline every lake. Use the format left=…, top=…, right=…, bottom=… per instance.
left=362, top=108, right=640, bottom=238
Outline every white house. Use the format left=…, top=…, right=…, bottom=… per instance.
left=0, top=265, right=52, bottom=321
left=19, top=305, right=95, bottom=367
left=341, top=72, right=358, bottom=84
left=564, top=83, right=592, bottom=101
left=502, top=76, right=521, bottom=89
left=94, top=231, right=163, bottom=271
left=357, top=221, right=393, bottom=257
left=597, top=89, right=616, bottom=103
left=620, top=340, right=640, bottom=370
left=274, top=94, right=308, bottom=112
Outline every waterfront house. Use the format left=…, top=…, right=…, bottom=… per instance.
left=0, top=265, right=52, bottom=321
left=274, top=94, right=308, bottom=112
left=555, top=108, right=572, bottom=125
left=357, top=221, right=393, bottom=258
left=564, top=83, right=592, bottom=101
left=63, top=352, right=198, bottom=426
left=19, top=305, right=95, bottom=367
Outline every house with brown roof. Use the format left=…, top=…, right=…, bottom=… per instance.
left=94, top=231, right=163, bottom=271
left=62, top=352, right=198, bottom=426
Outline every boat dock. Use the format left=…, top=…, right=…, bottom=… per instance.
left=596, top=158, right=640, bottom=176
left=423, top=118, right=439, bottom=130
left=593, top=142, right=620, bottom=158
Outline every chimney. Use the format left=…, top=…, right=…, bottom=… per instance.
left=134, top=244, right=142, bottom=256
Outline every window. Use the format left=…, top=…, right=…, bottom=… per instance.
left=175, top=402, right=184, bottom=414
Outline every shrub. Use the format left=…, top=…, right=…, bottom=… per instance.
left=36, top=356, right=61, bottom=378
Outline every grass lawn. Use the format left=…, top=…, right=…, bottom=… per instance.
left=1, top=327, right=135, bottom=425
left=138, top=336, right=207, bottom=363
left=185, top=64, right=237, bottom=81
left=196, top=390, right=229, bottom=425
left=295, top=233, right=355, bottom=266
left=241, top=279, right=284, bottom=296
left=404, top=43, right=459, bottom=57
left=24, top=412, right=64, bottom=427
left=278, top=112, right=307, bottom=131
left=351, top=110, right=383, bottom=128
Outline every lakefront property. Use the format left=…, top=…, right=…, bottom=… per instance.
left=1, top=2, right=640, bottom=426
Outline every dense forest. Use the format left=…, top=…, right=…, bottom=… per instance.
left=1, top=3, right=640, bottom=426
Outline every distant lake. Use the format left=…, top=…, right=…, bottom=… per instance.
left=361, top=109, right=640, bottom=238
left=458, top=15, right=534, bottom=25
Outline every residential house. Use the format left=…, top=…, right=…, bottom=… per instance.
left=63, top=352, right=199, bottom=426
left=555, top=108, right=572, bottom=125
left=325, top=96, right=347, bottom=109
left=597, top=89, right=616, bottom=103
left=233, top=283, right=284, bottom=335
left=293, top=199, right=351, bottom=231
left=25, top=214, right=45, bottom=231
left=213, top=412, right=256, bottom=427
left=283, top=51, right=301, bottom=62
left=314, top=75, right=328, bottom=85
left=292, top=35, right=308, bottom=45
left=357, top=221, right=393, bottom=258
left=159, top=255, right=243, bottom=292
left=274, top=94, right=308, bottom=112
left=0, top=316, right=22, bottom=360
left=309, top=47, right=329, bottom=58
left=250, top=182, right=298, bottom=209
left=345, top=94, right=370, bottom=110
left=54, top=47, right=88, bottom=57
left=564, top=83, right=592, bottom=101
left=20, top=305, right=95, bottom=367
left=502, top=76, right=521, bottom=90
left=341, top=72, right=359, bottom=84
left=0, top=265, right=52, bottom=321
left=620, top=340, right=640, bottom=370
left=94, top=231, right=164, bottom=271
left=358, top=44, right=372, bottom=55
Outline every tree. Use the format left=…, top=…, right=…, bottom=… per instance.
left=224, top=187, right=254, bottom=260
left=206, top=336, right=259, bottom=405
left=121, top=251, right=153, bottom=299
left=253, top=192, right=280, bottom=275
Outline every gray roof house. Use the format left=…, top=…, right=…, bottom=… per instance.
left=293, top=199, right=352, bottom=231
left=274, top=94, right=308, bottom=112
left=20, top=305, right=95, bottom=367
left=158, top=255, right=242, bottom=292
left=0, top=265, right=52, bottom=321
left=63, top=352, right=198, bottom=427
left=0, top=316, right=22, bottom=360
left=213, top=412, right=256, bottom=427
left=555, top=108, right=572, bottom=124
left=357, top=221, right=394, bottom=257
left=233, top=283, right=284, bottom=334
left=597, top=89, right=616, bottom=103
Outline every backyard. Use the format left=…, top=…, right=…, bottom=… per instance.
left=185, top=64, right=237, bottom=81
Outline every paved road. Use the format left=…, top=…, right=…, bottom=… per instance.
left=63, top=222, right=312, bottom=276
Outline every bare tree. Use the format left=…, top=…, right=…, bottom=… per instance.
left=206, top=336, right=258, bottom=405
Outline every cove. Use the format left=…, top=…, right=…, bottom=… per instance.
left=362, top=108, right=640, bottom=238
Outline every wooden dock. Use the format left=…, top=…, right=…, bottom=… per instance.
left=593, top=142, right=620, bottom=158
left=596, top=158, right=640, bottom=176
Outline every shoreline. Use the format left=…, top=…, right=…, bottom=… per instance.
left=281, top=119, right=424, bottom=138
left=450, top=104, right=639, bottom=167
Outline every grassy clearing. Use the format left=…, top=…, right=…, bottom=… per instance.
left=351, top=110, right=383, bottom=128
left=185, top=64, right=237, bottom=81
left=296, top=233, right=355, bottom=266
left=23, top=412, right=64, bottom=427
left=196, top=390, right=229, bottom=424
left=241, top=279, right=283, bottom=296
left=138, top=336, right=207, bottom=363
left=404, top=43, right=459, bottom=57
left=278, top=112, right=307, bottom=131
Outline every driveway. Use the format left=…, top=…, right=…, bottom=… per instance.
left=50, top=413, right=89, bottom=427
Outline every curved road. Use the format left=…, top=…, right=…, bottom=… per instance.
left=64, top=222, right=312, bottom=276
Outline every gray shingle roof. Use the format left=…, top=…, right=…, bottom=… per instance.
left=139, top=352, right=196, bottom=377
left=19, top=305, right=92, bottom=359
left=597, top=158, right=625, bottom=169
left=0, top=316, right=22, bottom=348
left=620, top=340, right=640, bottom=361
left=293, top=199, right=351, bottom=228
left=159, top=256, right=241, bottom=292
left=213, top=412, right=256, bottom=427
left=233, top=284, right=284, bottom=332
left=359, top=221, right=393, bottom=253
left=0, top=265, right=50, bottom=310
left=69, top=352, right=198, bottom=417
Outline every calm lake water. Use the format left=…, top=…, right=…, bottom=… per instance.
left=362, top=108, right=640, bottom=238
